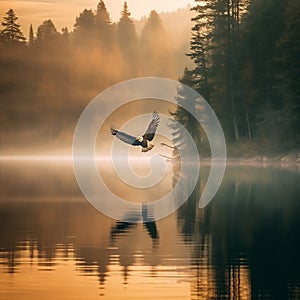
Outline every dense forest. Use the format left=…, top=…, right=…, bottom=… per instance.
left=0, top=2, right=190, bottom=154
left=0, top=0, right=299, bottom=156
left=172, top=0, right=300, bottom=156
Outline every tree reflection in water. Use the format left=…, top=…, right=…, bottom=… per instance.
left=0, top=164, right=299, bottom=299
left=175, top=164, right=300, bottom=299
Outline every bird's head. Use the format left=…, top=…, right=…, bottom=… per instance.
left=137, top=136, right=143, bottom=142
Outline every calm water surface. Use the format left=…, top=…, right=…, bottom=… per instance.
left=0, top=162, right=299, bottom=300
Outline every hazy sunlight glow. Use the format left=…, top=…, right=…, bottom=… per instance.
left=0, top=0, right=194, bottom=37
left=0, top=155, right=161, bottom=161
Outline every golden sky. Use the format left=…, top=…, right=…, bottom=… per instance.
left=0, top=0, right=194, bottom=37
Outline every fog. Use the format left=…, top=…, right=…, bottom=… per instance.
left=0, top=6, right=193, bottom=157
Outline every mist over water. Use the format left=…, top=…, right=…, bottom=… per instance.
left=1, top=0, right=300, bottom=299
left=0, top=162, right=299, bottom=299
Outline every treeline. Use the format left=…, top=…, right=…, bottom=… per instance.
left=0, top=0, right=299, bottom=154
left=0, top=1, right=183, bottom=151
left=172, top=0, right=300, bottom=154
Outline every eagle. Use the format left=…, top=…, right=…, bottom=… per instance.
left=110, top=111, right=160, bottom=152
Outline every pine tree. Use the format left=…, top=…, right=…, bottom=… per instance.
left=36, top=19, right=58, bottom=41
left=95, top=0, right=111, bottom=27
left=117, top=2, right=139, bottom=75
left=170, top=68, right=203, bottom=153
left=274, top=0, right=300, bottom=148
left=28, top=24, right=34, bottom=46
left=73, top=9, right=95, bottom=44
left=121, top=1, right=130, bottom=18
left=188, top=1, right=215, bottom=101
left=95, top=0, right=114, bottom=48
left=1, top=9, right=25, bottom=43
left=240, top=0, right=286, bottom=143
left=184, top=0, right=247, bottom=142
left=208, top=0, right=243, bottom=141
left=140, top=10, right=174, bottom=77
left=169, top=2, right=213, bottom=151
left=171, top=0, right=249, bottom=149
left=278, top=0, right=300, bottom=107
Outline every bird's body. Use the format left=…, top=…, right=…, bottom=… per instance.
left=110, top=111, right=159, bottom=152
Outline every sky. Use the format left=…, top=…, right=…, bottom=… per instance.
left=0, top=0, right=195, bottom=36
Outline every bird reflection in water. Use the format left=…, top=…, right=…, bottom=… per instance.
left=110, top=203, right=159, bottom=249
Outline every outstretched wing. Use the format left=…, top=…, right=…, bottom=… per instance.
left=143, top=111, right=160, bottom=141
left=110, top=125, right=141, bottom=146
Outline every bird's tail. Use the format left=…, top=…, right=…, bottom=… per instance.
left=141, top=142, right=154, bottom=152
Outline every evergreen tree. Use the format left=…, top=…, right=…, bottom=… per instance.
left=171, top=0, right=253, bottom=152
left=278, top=0, right=300, bottom=92
left=188, top=1, right=215, bottom=102
left=173, top=0, right=248, bottom=144
left=73, top=9, right=95, bottom=45
left=208, top=0, right=246, bottom=141
left=278, top=0, right=300, bottom=107
left=170, top=2, right=213, bottom=150
left=240, top=0, right=286, bottom=144
left=95, top=0, right=111, bottom=26
left=28, top=24, right=34, bottom=46
left=74, top=9, right=95, bottom=33
left=140, top=10, right=174, bottom=77
left=95, top=0, right=114, bottom=48
left=35, top=19, right=61, bottom=86
left=170, top=68, right=203, bottom=153
left=1, top=9, right=25, bottom=43
left=241, top=0, right=285, bottom=107
left=275, top=0, right=300, bottom=148
left=36, top=19, right=59, bottom=42
left=117, top=2, right=139, bottom=76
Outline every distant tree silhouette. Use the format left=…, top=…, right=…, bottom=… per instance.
left=1, top=9, right=25, bottom=43
left=95, top=0, right=115, bottom=49
left=140, top=10, right=174, bottom=77
left=61, top=27, right=68, bottom=36
left=95, top=0, right=111, bottom=26
left=28, top=24, right=34, bottom=46
left=117, top=2, right=139, bottom=76
left=36, top=19, right=59, bottom=42
left=1, top=2, right=299, bottom=154
left=73, top=9, right=95, bottom=44
left=0, top=8, right=26, bottom=106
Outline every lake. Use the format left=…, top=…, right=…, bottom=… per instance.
left=0, top=161, right=299, bottom=299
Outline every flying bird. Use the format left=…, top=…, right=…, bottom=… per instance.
left=110, top=111, right=160, bottom=152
